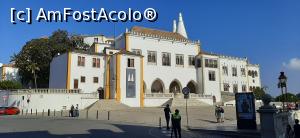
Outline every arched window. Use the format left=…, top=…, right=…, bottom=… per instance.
left=151, top=79, right=165, bottom=93
left=169, top=80, right=182, bottom=93
left=187, top=81, right=197, bottom=93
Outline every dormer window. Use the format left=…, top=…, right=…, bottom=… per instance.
left=94, top=38, right=98, bottom=43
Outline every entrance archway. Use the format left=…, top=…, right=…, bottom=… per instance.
left=187, top=81, right=197, bottom=93
left=151, top=79, right=165, bottom=93
left=169, top=79, right=182, bottom=94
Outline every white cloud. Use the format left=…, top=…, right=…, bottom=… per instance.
left=0, top=63, right=2, bottom=67
left=283, top=58, right=300, bottom=70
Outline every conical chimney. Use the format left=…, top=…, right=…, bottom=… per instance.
left=173, top=20, right=177, bottom=33
left=176, top=12, right=188, bottom=38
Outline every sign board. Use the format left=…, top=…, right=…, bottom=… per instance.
left=182, top=87, right=190, bottom=95
left=126, top=69, right=136, bottom=98
left=0, top=91, right=9, bottom=107
left=182, top=87, right=190, bottom=99
left=235, top=92, right=257, bottom=129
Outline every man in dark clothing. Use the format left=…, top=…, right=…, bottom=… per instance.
left=70, top=105, right=74, bottom=117
left=294, top=119, right=300, bottom=138
left=171, top=109, right=181, bottom=138
left=164, top=104, right=171, bottom=130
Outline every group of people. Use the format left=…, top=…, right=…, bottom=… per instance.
left=215, top=105, right=225, bottom=123
left=164, top=104, right=182, bottom=138
left=69, top=104, right=79, bottom=117
left=286, top=119, right=300, bottom=138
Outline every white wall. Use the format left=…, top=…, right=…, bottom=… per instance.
left=144, top=98, right=170, bottom=107
left=0, top=66, right=20, bottom=81
left=127, top=34, right=199, bottom=94
left=7, top=92, right=98, bottom=112
left=119, top=54, right=142, bottom=107
left=201, top=54, right=221, bottom=102
left=49, top=53, right=68, bottom=88
left=247, top=64, right=261, bottom=89
left=94, top=43, right=111, bottom=53
left=84, top=35, right=109, bottom=46
left=69, top=52, right=106, bottom=93
left=219, top=56, right=248, bottom=93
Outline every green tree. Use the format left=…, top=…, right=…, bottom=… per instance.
left=48, top=29, right=72, bottom=57
left=0, top=80, right=22, bottom=90
left=25, top=62, right=40, bottom=89
left=296, top=93, right=300, bottom=100
left=11, top=29, right=90, bottom=88
left=70, top=35, right=90, bottom=50
left=275, top=93, right=299, bottom=102
left=11, top=38, right=52, bottom=88
left=253, top=87, right=266, bottom=100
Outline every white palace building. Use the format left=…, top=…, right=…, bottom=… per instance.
left=49, top=13, right=261, bottom=107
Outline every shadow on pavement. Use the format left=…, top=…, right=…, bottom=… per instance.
left=197, top=119, right=218, bottom=123
left=188, top=128, right=261, bottom=138
left=0, top=124, right=165, bottom=138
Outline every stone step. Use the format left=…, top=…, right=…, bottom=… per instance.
left=170, top=98, right=210, bottom=107
left=87, top=99, right=130, bottom=111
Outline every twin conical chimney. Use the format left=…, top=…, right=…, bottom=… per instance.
left=173, top=20, right=177, bottom=33
left=173, top=12, right=188, bottom=38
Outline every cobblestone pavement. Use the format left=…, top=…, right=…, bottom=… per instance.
left=0, top=116, right=239, bottom=138
left=12, top=106, right=261, bottom=138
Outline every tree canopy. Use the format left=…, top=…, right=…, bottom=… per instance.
left=275, top=93, right=299, bottom=102
left=11, top=29, right=89, bottom=88
left=253, top=87, right=266, bottom=100
left=0, top=80, right=22, bottom=90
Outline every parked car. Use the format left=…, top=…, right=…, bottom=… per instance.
left=0, top=107, right=20, bottom=115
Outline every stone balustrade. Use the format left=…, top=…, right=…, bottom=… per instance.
left=189, top=93, right=212, bottom=99
left=9, top=89, right=82, bottom=94
left=144, top=93, right=174, bottom=98
left=144, top=93, right=212, bottom=99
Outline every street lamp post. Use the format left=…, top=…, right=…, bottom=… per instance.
left=278, top=72, right=287, bottom=111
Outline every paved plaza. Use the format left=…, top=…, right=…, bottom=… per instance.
left=0, top=106, right=261, bottom=138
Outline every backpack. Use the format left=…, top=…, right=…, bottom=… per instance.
left=220, top=108, right=224, bottom=113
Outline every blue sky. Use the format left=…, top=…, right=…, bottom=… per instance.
left=0, top=0, right=299, bottom=96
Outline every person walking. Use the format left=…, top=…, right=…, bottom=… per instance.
left=220, top=106, right=224, bottom=123
left=215, top=105, right=221, bottom=123
left=171, top=109, right=181, bottom=138
left=70, top=105, right=74, bottom=117
left=75, top=104, right=79, bottom=117
left=164, top=104, right=171, bottom=130
left=294, top=119, right=300, bottom=138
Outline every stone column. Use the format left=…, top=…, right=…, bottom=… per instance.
left=257, top=106, right=278, bottom=138
left=257, top=94, right=279, bottom=138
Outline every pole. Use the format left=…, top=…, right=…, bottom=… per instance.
left=108, top=111, right=110, bottom=120
left=186, top=98, right=189, bottom=128
left=159, top=117, right=161, bottom=129
left=96, top=110, right=99, bottom=120
left=86, top=110, right=88, bottom=119
left=285, top=87, right=288, bottom=110
left=281, top=87, right=284, bottom=111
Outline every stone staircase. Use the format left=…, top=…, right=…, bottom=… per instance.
left=218, top=92, right=236, bottom=106
left=86, top=99, right=129, bottom=111
left=170, top=98, right=210, bottom=107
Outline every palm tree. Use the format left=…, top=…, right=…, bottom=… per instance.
left=26, top=62, right=40, bottom=89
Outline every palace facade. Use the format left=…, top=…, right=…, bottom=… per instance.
left=49, top=13, right=261, bottom=107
